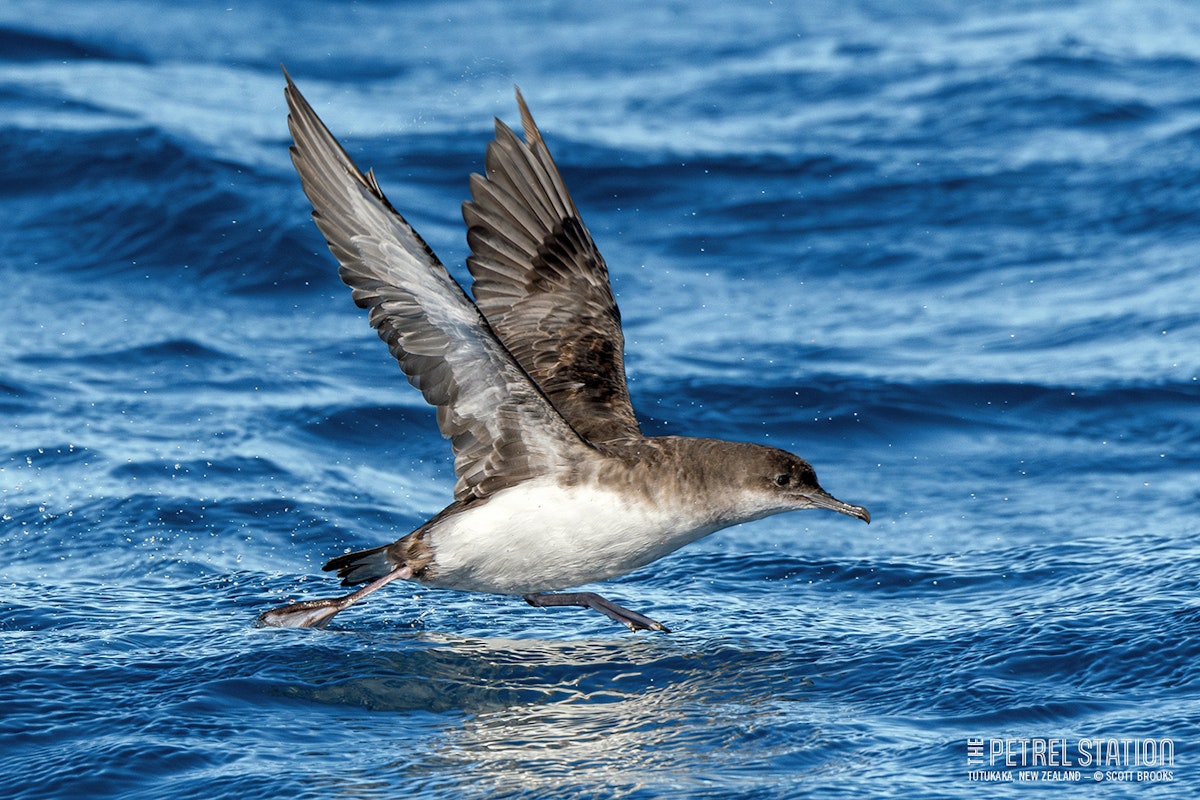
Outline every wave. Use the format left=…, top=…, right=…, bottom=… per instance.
left=0, top=24, right=141, bottom=63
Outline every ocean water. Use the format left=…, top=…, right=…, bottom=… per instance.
left=2, top=1, right=1198, bottom=797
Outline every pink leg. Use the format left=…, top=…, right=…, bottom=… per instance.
left=523, top=592, right=670, bottom=632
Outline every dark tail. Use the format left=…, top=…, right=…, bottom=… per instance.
left=323, top=544, right=397, bottom=586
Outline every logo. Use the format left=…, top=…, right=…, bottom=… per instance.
left=966, top=737, right=1175, bottom=783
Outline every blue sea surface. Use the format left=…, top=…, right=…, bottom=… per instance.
left=2, top=1, right=1199, bottom=797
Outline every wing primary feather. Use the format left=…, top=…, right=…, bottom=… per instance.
left=464, top=87, right=642, bottom=445
left=282, top=67, right=590, bottom=499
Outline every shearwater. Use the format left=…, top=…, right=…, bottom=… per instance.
left=258, top=70, right=870, bottom=633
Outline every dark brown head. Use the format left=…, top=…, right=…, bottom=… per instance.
left=722, top=442, right=870, bottom=525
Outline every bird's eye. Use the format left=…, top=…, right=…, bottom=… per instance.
left=773, top=474, right=790, bottom=487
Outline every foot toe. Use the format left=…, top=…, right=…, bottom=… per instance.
left=256, top=599, right=342, bottom=629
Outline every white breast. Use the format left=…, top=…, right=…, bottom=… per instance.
left=421, top=478, right=723, bottom=595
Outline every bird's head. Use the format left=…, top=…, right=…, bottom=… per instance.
left=719, top=442, right=870, bottom=525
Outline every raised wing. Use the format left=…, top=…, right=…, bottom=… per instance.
left=284, top=70, right=589, bottom=500
left=462, top=90, right=641, bottom=446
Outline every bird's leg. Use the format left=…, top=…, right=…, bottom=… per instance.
left=257, top=565, right=414, bottom=629
left=523, top=591, right=670, bottom=633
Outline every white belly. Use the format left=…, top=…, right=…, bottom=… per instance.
left=421, top=479, right=721, bottom=595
